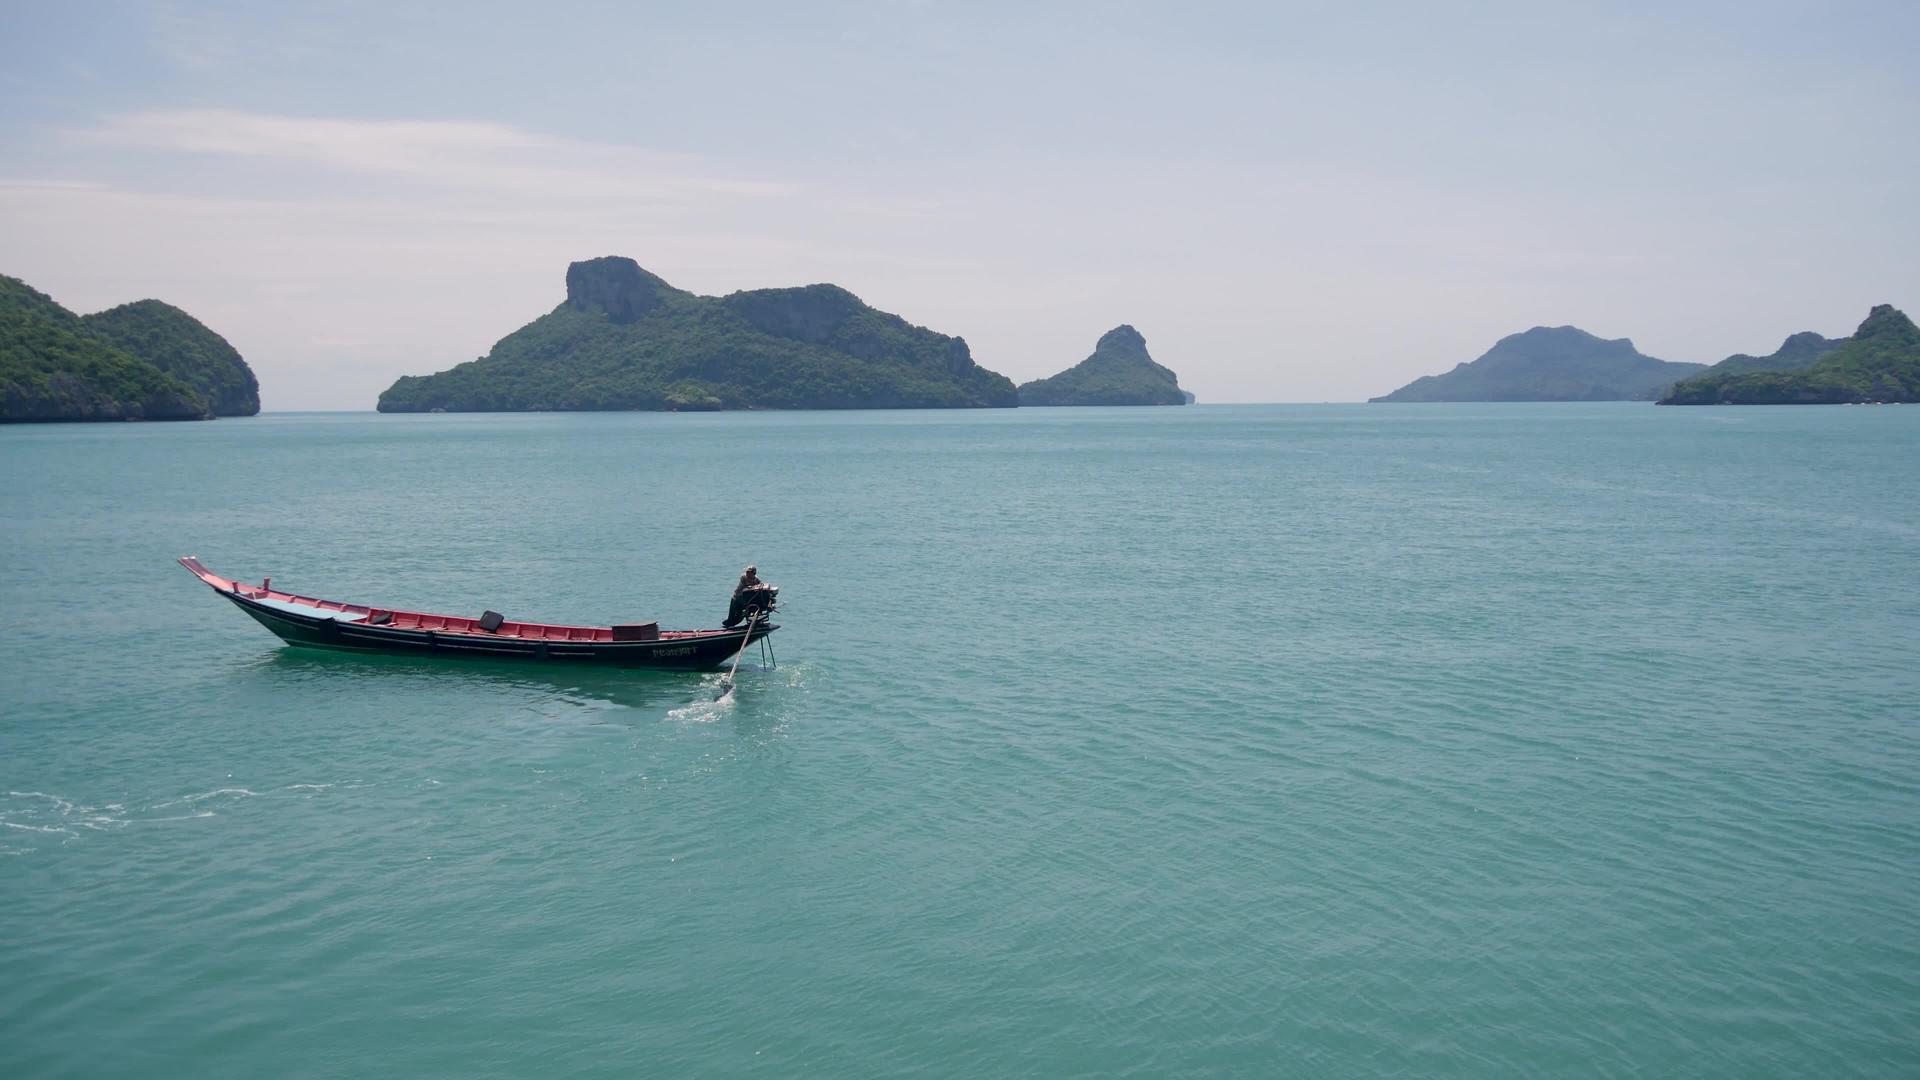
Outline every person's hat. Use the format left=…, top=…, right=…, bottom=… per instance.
left=745, top=565, right=757, bottom=573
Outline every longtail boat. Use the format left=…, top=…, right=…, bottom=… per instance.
left=179, top=557, right=778, bottom=669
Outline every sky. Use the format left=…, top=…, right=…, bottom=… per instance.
left=2, top=0, right=1916, bottom=409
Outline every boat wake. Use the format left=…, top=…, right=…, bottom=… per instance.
left=668, top=672, right=741, bottom=722
left=1, top=781, right=359, bottom=855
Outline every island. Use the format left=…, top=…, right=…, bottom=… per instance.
left=376, top=257, right=1018, bottom=412
left=1658, top=305, right=1918, bottom=404
left=1, top=275, right=260, bottom=422
left=1370, top=325, right=1705, bottom=402
left=1017, top=325, right=1188, bottom=406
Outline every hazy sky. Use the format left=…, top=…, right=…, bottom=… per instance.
left=3, top=1, right=1916, bottom=408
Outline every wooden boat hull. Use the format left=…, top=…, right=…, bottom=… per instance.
left=184, top=558, right=776, bottom=670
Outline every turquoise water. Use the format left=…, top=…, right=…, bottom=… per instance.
left=3, top=404, right=1917, bottom=1077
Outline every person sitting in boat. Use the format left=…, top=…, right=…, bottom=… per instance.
left=724, top=565, right=762, bottom=628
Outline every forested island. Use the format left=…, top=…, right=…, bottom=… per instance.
left=1, top=276, right=259, bottom=423
left=1658, top=305, right=1919, bottom=404
left=1371, top=325, right=1705, bottom=402
left=14, top=252, right=1904, bottom=417
left=1017, top=325, right=1189, bottom=406
left=377, top=257, right=1017, bottom=412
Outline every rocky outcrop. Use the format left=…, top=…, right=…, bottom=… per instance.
left=1017, top=325, right=1188, bottom=406
left=565, top=256, right=681, bottom=323
left=721, top=284, right=867, bottom=345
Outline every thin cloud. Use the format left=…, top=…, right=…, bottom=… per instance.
left=68, top=109, right=793, bottom=201
left=76, top=109, right=545, bottom=169
left=0, top=178, right=111, bottom=191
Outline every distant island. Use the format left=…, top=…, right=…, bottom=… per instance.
left=377, top=257, right=1018, bottom=412
left=1658, top=305, right=1919, bottom=404
left=1370, top=326, right=1706, bottom=402
left=1, top=276, right=259, bottom=423
left=1018, top=325, right=1189, bottom=406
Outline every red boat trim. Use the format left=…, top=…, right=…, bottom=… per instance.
left=178, top=556, right=740, bottom=645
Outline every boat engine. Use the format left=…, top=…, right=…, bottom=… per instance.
left=726, top=583, right=779, bottom=628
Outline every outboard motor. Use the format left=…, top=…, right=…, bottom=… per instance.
left=725, top=583, right=779, bottom=628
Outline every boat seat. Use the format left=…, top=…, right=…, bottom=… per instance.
left=246, top=595, right=368, bottom=623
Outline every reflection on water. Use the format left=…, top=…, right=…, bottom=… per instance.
left=244, top=648, right=719, bottom=711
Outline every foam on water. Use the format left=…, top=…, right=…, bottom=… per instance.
left=672, top=675, right=739, bottom=723
left=0, top=782, right=372, bottom=849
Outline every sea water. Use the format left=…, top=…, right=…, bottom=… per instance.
left=2, top=404, right=1916, bottom=1077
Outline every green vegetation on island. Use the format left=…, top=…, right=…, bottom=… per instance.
left=1658, top=305, right=1919, bottom=404
left=1370, top=325, right=1706, bottom=402
left=2, top=275, right=257, bottom=423
left=376, top=257, right=1018, bottom=412
left=83, top=300, right=260, bottom=416
left=1688, top=331, right=1840, bottom=379
left=1017, top=325, right=1188, bottom=406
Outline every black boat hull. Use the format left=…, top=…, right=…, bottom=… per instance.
left=226, top=591, right=774, bottom=669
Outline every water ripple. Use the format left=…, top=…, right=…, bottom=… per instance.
left=4, top=405, right=1919, bottom=1078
